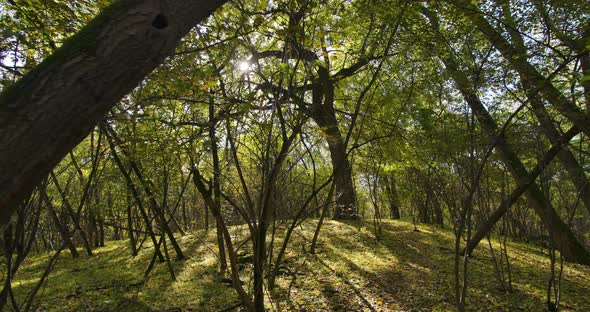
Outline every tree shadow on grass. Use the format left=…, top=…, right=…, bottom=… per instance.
left=10, top=230, right=238, bottom=312
left=11, top=242, right=146, bottom=310
left=9, top=221, right=590, bottom=311
left=375, top=221, right=578, bottom=311
left=312, top=220, right=557, bottom=311
left=137, top=231, right=239, bottom=311
left=314, top=255, right=377, bottom=312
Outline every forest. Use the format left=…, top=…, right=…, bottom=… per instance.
left=0, top=0, right=590, bottom=311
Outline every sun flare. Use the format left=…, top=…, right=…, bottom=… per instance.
left=238, top=61, right=250, bottom=72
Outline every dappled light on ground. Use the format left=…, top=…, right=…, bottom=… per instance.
left=6, top=220, right=590, bottom=311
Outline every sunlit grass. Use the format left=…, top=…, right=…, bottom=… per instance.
left=2, top=219, right=589, bottom=311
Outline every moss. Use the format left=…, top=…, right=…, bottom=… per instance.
left=4, top=220, right=590, bottom=311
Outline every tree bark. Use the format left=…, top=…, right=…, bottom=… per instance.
left=126, top=190, right=138, bottom=256
left=497, top=2, right=590, bottom=217
left=452, top=0, right=590, bottom=137
left=104, top=125, right=184, bottom=260
left=383, top=175, right=401, bottom=219
left=50, top=171, right=93, bottom=256
left=325, top=124, right=357, bottom=220
left=41, top=190, right=79, bottom=258
left=191, top=168, right=253, bottom=310
left=0, top=0, right=227, bottom=225
left=528, top=95, right=590, bottom=215
left=208, top=95, right=228, bottom=272
left=311, top=70, right=358, bottom=220
left=457, top=70, right=590, bottom=265
left=422, top=7, right=590, bottom=265
left=104, top=127, right=164, bottom=262
left=464, top=126, right=580, bottom=257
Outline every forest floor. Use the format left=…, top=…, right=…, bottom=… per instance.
left=6, top=219, right=590, bottom=311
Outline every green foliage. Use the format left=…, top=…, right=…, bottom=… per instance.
left=2, top=0, right=590, bottom=310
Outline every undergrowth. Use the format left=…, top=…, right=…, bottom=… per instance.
left=3, top=220, right=590, bottom=311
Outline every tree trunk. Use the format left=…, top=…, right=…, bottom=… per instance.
left=191, top=168, right=253, bottom=310
left=383, top=175, right=401, bottom=219
left=452, top=0, right=590, bottom=137
left=450, top=59, right=589, bottom=264
left=582, top=54, right=590, bottom=110
left=209, top=95, right=228, bottom=272
left=104, top=127, right=164, bottom=262
left=421, top=6, right=590, bottom=265
left=462, top=127, right=575, bottom=256
left=98, top=211, right=105, bottom=247
left=420, top=188, right=431, bottom=224
left=434, top=198, right=444, bottom=226
left=460, top=73, right=590, bottom=265
left=41, top=190, right=79, bottom=258
left=126, top=190, right=137, bottom=256
left=529, top=95, right=590, bottom=215
left=50, top=172, right=93, bottom=256
left=326, top=128, right=357, bottom=220
left=0, top=0, right=227, bottom=226
left=497, top=1, right=590, bottom=217
left=89, top=209, right=98, bottom=247
left=105, top=124, right=185, bottom=260
left=312, top=95, right=357, bottom=219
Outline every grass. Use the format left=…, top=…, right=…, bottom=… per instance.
left=4, top=219, right=590, bottom=311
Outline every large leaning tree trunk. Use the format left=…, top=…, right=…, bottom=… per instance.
left=452, top=0, right=590, bottom=138
left=0, top=0, right=227, bottom=225
left=422, top=6, right=590, bottom=265
left=497, top=2, right=590, bottom=217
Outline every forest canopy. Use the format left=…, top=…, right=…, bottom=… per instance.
left=0, top=0, right=589, bottom=311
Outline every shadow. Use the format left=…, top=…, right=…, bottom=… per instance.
left=373, top=221, right=573, bottom=311
left=10, top=230, right=240, bottom=312
left=7, top=220, right=590, bottom=311
left=315, top=255, right=377, bottom=312
left=304, top=220, right=558, bottom=311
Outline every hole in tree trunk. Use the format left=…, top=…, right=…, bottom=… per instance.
left=152, top=14, right=168, bottom=29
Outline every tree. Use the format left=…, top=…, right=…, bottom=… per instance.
left=0, top=0, right=227, bottom=225
left=420, top=3, right=590, bottom=265
left=1, top=1, right=590, bottom=311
